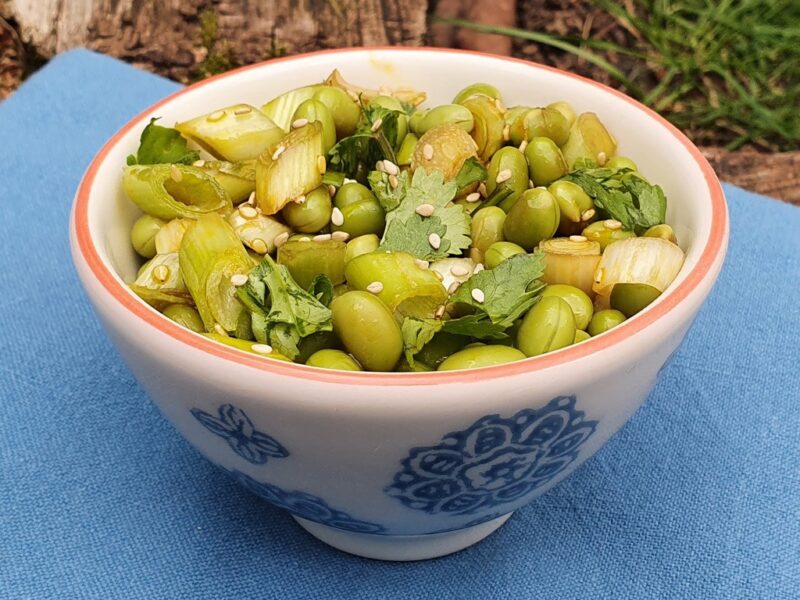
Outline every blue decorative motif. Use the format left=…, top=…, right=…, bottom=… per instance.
left=228, top=469, right=386, bottom=534
left=191, top=404, right=289, bottom=465
left=386, top=396, right=597, bottom=515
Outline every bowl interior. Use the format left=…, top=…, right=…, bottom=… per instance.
left=84, top=48, right=714, bottom=330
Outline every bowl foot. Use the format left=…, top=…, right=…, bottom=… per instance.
left=292, top=512, right=513, bottom=561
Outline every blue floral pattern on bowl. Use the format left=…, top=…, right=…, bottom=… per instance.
left=386, top=395, right=597, bottom=515
left=228, top=469, right=386, bottom=534
left=191, top=404, right=289, bottom=465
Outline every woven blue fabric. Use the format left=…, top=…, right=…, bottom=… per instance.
left=1, top=50, right=798, bottom=599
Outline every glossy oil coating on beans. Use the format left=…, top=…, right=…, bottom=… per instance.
left=121, top=72, right=683, bottom=373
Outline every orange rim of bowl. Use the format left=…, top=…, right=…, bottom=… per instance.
left=73, top=47, right=727, bottom=386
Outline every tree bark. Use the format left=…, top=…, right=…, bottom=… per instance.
left=1, top=0, right=429, bottom=82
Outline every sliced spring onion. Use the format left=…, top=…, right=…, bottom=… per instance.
left=324, top=69, right=427, bottom=106
left=227, top=210, right=291, bottom=255
left=428, top=257, right=477, bottom=292
left=130, top=252, right=192, bottom=309
left=540, top=237, right=602, bottom=296
left=203, top=333, right=292, bottom=361
left=154, top=218, right=192, bottom=254
left=593, top=237, right=685, bottom=297
left=200, top=160, right=256, bottom=204
left=261, top=85, right=321, bottom=131
left=277, top=239, right=347, bottom=289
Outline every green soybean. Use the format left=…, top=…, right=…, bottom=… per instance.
left=396, top=133, right=418, bottom=166
left=471, top=206, right=506, bottom=254
left=606, top=156, right=638, bottom=171
left=282, top=185, right=332, bottom=233
left=486, top=147, right=529, bottom=212
left=503, top=188, right=561, bottom=250
left=546, top=101, right=577, bottom=128
left=162, top=304, right=205, bottom=333
left=453, top=83, right=501, bottom=104
left=582, top=221, right=636, bottom=250
left=306, top=349, right=362, bottom=371
left=525, top=136, right=569, bottom=186
left=573, top=329, right=591, bottom=344
left=344, top=234, right=380, bottom=263
left=541, top=284, right=593, bottom=330
left=643, top=223, right=677, bottom=244
left=410, top=104, right=475, bottom=136
left=438, top=345, right=526, bottom=371
left=509, top=107, right=570, bottom=146
left=370, top=95, right=408, bottom=143
left=517, top=296, right=576, bottom=357
left=131, top=214, right=166, bottom=258
left=331, top=291, right=402, bottom=371
left=548, top=180, right=594, bottom=225
left=587, top=309, right=626, bottom=336
left=333, top=182, right=386, bottom=237
left=312, top=86, right=361, bottom=137
left=292, top=99, right=336, bottom=153
left=484, top=241, right=526, bottom=269
left=610, top=283, right=661, bottom=317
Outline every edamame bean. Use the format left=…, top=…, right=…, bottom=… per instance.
left=610, top=283, right=661, bottom=317
left=292, top=99, right=336, bottom=153
left=562, top=112, right=617, bottom=168
left=548, top=180, right=594, bottom=230
left=438, top=345, right=526, bottom=371
left=344, top=234, right=380, bottom=263
left=509, top=107, right=570, bottom=146
left=525, top=136, right=568, bottom=186
left=412, top=123, right=478, bottom=181
left=162, top=304, right=205, bottom=333
left=306, top=349, right=362, bottom=371
left=331, top=291, right=402, bottom=371
left=484, top=241, right=526, bottom=269
left=546, top=101, right=576, bottom=128
left=503, top=188, right=561, bottom=250
left=396, top=133, right=418, bottom=166
left=587, top=309, right=626, bottom=336
left=410, top=104, right=475, bottom=136
left=606, top=156, right=638, bottom=171
left=517, top=296, right=576, bottom=357
left=370, top=95, right=408, bottom=143
left=282, top=185, right=332, bottom=233
left=460, top=94, right=505, bottom=161
left=504, top=105, right=530, bottom=129
left=296, top=331, right=340, bottom=364
left=643, top=223, right=677, bottom=244
left=471, top=206, right=506, bottom=254
left=453, top=83, right=501, bottom=104
left=573, top=329, right=590, bottom=344
left=131, top=214, right=166, bottom=258
left=486, top=147, right=529, bottom=212
left=312, top=86, right=361, bottom=137
left=333, top=182, right=385, bottom=237
left=582, top=221, right=636, bottom=250
left=541, top=284, right=593, bottom=330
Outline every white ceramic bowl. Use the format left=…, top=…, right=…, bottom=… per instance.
left=70, top=48, right=728, bottom=561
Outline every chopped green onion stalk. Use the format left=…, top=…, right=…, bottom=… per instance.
left=227, top=210, right=291, bottom=255
left=204, top=333, right=292, bottom=361
left=540, top=237, right=601, bottom=296
left=593, top=237, right=685, bottom=298
left=199, top=160, right=256, bottom=204
left=277, top=239, right=347, bottom=290
left=130, top=252, right=192, bottom=309
left=154, top=218, right=192, bottom=254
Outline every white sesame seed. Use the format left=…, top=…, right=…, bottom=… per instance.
left=207, top=110, right=225, bottom=122
left=192, top=159, right=206, bottom=168
left=214, top=323, right=226, bottom=336
left=251, top=239, right=268, bottom=254
left=581, top=208, right=596, bottom=221
left=230, top=273, right=248, bottom=287
left=313, top=234, right=332, bottom=242
left=478, top=183, right=488, bottom=197
left=273, top=231, right=290, bottom=247
left=366, top=281, right=384, bottom=294
left=299, top=237, right=311, bottom=242
left=331, top=230, right=350, bottom=242
left=473, top=263, right=485, bottom=274
left=432, top=270, right=444, bottom=281
left=375, top=160, right=385, bottom=172
left=495, top=169, right=512, bottom=184
left=604, top=219, right=623, bottom=230
left=389, top=174, right=399, bottom=189
left=450, top=265, right=470, bottom=277
left=471, top=288, right=485, bottom=303
left=570, top=235, right=588, bottom=242
left=317, top=155, right=327, bottom=174
left=423, top=143, right=434, bottom=160
left=343, top=178, right=357, bottom=185
left=327, top=184, right=337, bottom=197
left=247, top=191, right=256, bottom=205
left=370, top=118, right=383, bottom=132
left=291, top=118, right=309, bottom=129
left=518, top=140, right=528, bottom=153
left=447, top=281, right=461, bottom=294
left=382, top=160, right=399, bottom=176
left=415, top=203, right=435, bottom=217
left=239, top=205, right=258, bottom=219
left=465, top=192, right=481, bottom=203
left=169, top=164, right=182, bottom=182
left=295, top=195, right=306, bottom=205
left=435, top=305, right=446, bottom=320
left=529, top=179, right=535, bottom=187
left=234, top=106, right=252, bottom=115
left=502, top=124, right=510, bottom=141
left=251, top=343, right=273, bottom=355
left=428, top=233, right=441, bottom=250
left=331, top=207, right=344, bottom=226
left=271, top=145, right=285, bottom=161
left=597, top=151, right=608, bottom=166
left=414, top=258, right=430, bottom=270
left=153, top=265, right=170, bottom=283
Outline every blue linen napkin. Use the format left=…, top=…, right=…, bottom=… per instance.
left=0, top=49, right=798, bottom=599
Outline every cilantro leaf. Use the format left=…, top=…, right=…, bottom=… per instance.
left=381, top=214, right=451, bottom=260
left=126, top=118, right=199, bottom=166
left=454, top=156, right=487, bottom=193
left=622, top=174, right=666, bottom=232
left=401, top=318, right=443, bottom=366
left=450, top=252, right=546, bottom=327
left=237, top=255, right=332, bottom=360
left=308, top=274, right=334, bottom=307
left=368, top=169, right=409, bottom=213
left=327, top=104, right=402, bottom=177
left=441, top=314, right=510, bottom=340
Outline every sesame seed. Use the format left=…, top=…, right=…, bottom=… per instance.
left=153, top=265, right=170, bottom=283
left=207, top=110, right=225, bottom=122
left=317, top=155, right=326, bottom=174
left=273, top=231, right=290, bottom=247
left=604, top=219, right=623, bottom=230
left=331, top=207, right=344, bottom=226
left=432, top=270, right=444, bottom=281
left=169, top=164, right=182, bottom=182
left=214, top=323, right=226, bottom=335
left=382, top=160, right=399, bottom=176
left=471, top=288, right=485, bottom=303
left=518, top=140, right=528, bottom=153
left=435, top=305, right=446, bottom=320
left=295, top=195, right=306, bottom=205
left=366, top=281, right=384, bottom=294
left=291, top=118, right=309, bottom=129
left=370, top=118, right=383, bottom=132
left=375, top=160, right=385, bottom=172
left=473, top=263, right=485, bottom=274
left=313, top=234, right=332, bottom=242
left=428, top=233, right=441, bottom=250
left=447, top=281, right=461, bottom=294
left=251, top=238, right=268, bottom=254
left=414, top=258, right=430, bottom=270
left=231, top=273, right=249, bottom=287
left=529, top=179, right=535, bottom=187
left=478, top=183, right=488, bottom=197
left=450, top=265, right=470, bottom=277
left=327, top=184, right=337, bottom=197
left=247, top=191, right=256, bottom=205
left=271, top=145, right=285, bottom=161
left=423, top=143, right=434, bottom=160
left=597, top=151, right=608, bottom=166
left=465, top=192, right=481, bottom=203
left=239, top=205, right=258, bottom=219
left=581, top=208, right=596, bottom=221
left=570, top=235, right=588, bottom=242
left=502, top=124, right=510, bottom=141
left=343, top=178, right=357, bottom=184
left=234, top=106, right=252, bottom=115
left=192, top=159, right=206, bottom=168
left=496, top=169, right=512, bottom=184
left=415, top=203, right=435, bottom=217
left=331, top=230, right=350, bottom=242
left=389, top=175, right=399, bottom=189
left=251, top=343, right=273, bottom=355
